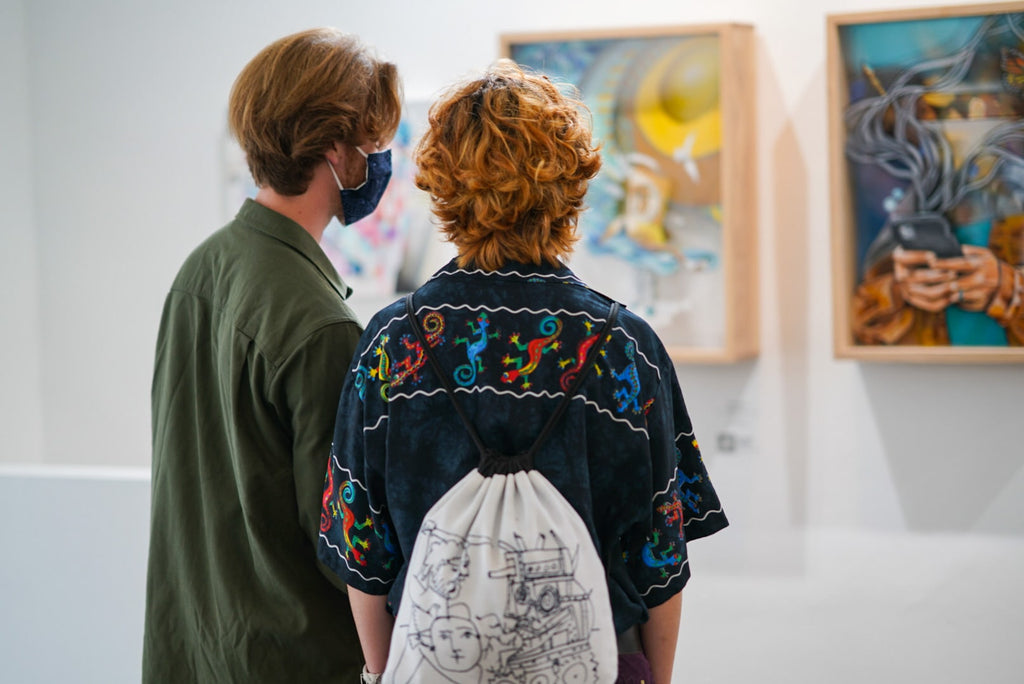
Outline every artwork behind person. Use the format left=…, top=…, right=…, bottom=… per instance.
left=222, top=101, right=453, bottom=321
left=829, top=4, right=1024, bottom=361
left=505, top=25, right=759, bottom=361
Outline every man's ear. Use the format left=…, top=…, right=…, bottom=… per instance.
left=325, top=141, right=346, bottom=166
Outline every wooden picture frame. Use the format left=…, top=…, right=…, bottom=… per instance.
left=828, top=3, right=1024, bottom=362
left=503, top=24, right=758, bottom=363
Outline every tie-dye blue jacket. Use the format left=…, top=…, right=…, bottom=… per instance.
left=317, top=258, right=728, bottom=633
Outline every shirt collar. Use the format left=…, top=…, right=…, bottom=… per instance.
left=428, top=257, right=585, bottom=287
left=236, top=198, right=353, bottom=299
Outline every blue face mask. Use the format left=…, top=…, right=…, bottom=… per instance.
left=328, top=147, right=392, bottom=225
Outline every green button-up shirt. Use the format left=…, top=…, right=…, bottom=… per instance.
left=144, top=200, right=363, bottom=682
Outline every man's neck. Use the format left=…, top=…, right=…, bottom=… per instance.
left=253, top=185, right=333, bottom=243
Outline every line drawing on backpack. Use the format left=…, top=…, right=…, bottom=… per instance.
left=389, top=602, right=489, bottom=682
left=389, top=522, right=603, bottom=683
left=484, top=531, right=600, bottom=683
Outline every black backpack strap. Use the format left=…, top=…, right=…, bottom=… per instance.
left=404, top=294, right=491, bottom=458
left=405, top=294, right=620, bottom=476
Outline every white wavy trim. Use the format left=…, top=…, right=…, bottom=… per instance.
left=653, top=473, right=676, bottom=500
left=356, top=310, right=407, bottom=357
left=329, top=459, right=367, bottom=489
left=683, top=507, right=724, bottom=525
left=327, top=457, right=384, bottom=515
left=363, top=414, right=389, bottom=434
left=612, top=325, right=662, bottom=380
left=387, top=384, right=650, bottom=436
left=409, top=302, right=611, bottom=323
left=428, top=265, right=582, bottom=283
left=639, top=559, right=690, bottom=596
left=318, top=534, right=391, bottom=585
left=651, top=474, right=722, bottom=526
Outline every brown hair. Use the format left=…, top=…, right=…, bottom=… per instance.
left=414, top=59, right=601, bottom=270
left=228, top=28, right=402, bottom=196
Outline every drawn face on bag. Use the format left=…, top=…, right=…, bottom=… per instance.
left=428, top=615, right=482, bottom=672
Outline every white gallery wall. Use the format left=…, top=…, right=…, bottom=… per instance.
left=2, top=0, right=1023, bottom=682
left=0, top=0, right=43, bottom=464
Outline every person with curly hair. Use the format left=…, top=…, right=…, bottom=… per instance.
left=145, top=28, right=401, bottom=682
left=318, top=60, right=727, bottom=683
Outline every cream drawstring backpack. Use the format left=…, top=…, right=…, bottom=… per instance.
left=383, top=294, right=621, bottom=683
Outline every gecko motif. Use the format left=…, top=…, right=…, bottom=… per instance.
left=368, top=334, right=392, bottom=400
left=501, top=316, right=563, bottom=389
left=358, top=315, right=444, bottom=400
left=640, top=529, right=682, bottom=577
left=656, top=491, right=685, bottom=536
left=390, top=336, right=426, bottom=388
left=422, top=311, right=445, bottom=347
left=557, top=320, right=607, bottom=391
left=320, top=466, right=336, bottom=533
left=374, top=519, right=398, bottom=571
left=611, top=341, right=643, bottom=414
left=353, top=365, right=370, bottom=401
left=328, top=479, right=373, bottom=566
left=677, top=483, right=702, bottom=516
left=454, top=312, right=498, bottom=386
left=672, top=446, right=704, bottom=516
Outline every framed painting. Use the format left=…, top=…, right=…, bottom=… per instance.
left=503, top=24, right=758, bottom=363
left=828, top=3, right=1024, bottom=362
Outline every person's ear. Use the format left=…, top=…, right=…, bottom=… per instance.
left=325, top=141, right=346, bottom=166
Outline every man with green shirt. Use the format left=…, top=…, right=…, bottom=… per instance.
left=143, top=29, right=401, bottom=682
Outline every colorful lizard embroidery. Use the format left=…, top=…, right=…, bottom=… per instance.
left=678, top=485, right=702, bottom=515
left=320, top=466, right=336, bottom=533
left=640, top=529, right=682, bottom=577
left=353, top=365, right=370, bottom=401
left=454, top=312, right=498, bottom=386
left=666, top=469, right=703, bottom=518
left=374, top=519, right=398, bottom=571
left=421, top=311, right=445, bottom=347
left=501, top=316, right=563, bottom=389
left=656, top=491, right=685, bottom=536
left=330, top=479, right=373, bottom=566
left=390, top=335, right=426, bottom=388
left=557, top=320, right=607, bottom=391
left=671, top=446, right=704, bottom=516
left=369, top=334, right=392, bottom=400
left=611, top=341, right=643, bottom=414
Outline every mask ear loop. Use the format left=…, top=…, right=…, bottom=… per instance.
left=325, top=146, right=370, bottom=191
left=326, top=159, right=346, bottom=189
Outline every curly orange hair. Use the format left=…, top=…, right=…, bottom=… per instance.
left=414, top=60, right=601, bottom=270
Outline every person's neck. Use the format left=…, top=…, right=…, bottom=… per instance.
left=254, top=185, right=333, bottom=243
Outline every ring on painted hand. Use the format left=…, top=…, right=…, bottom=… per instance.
left=954, top=288, right=964, bottom=304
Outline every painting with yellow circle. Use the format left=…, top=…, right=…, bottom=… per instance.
left=505, top=26, right=758, bottom=361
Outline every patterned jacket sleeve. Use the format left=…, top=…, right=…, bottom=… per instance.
left=624, top=354, right=728, bottom=608
left=317, top=321, right=403, bottom=594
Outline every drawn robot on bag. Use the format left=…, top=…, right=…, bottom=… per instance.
left=484, top=532, right=601, bottom=683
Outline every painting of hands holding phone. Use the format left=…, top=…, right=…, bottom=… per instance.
left=891, top=214, right=1001, bottom=314
left=837, top=9, right=1024, bottom=350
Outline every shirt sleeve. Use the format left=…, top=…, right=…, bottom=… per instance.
left=625, top=361, right=729, bottom=608
left=271, top=321, right=364, bottom=555
left=317, top=322, right=402, bottom=594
